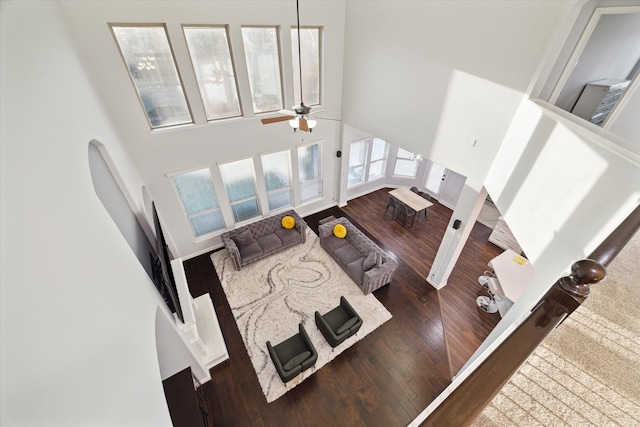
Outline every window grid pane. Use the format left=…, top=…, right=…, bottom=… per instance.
left=241, top=27, right=283, bottom=113
left=267, top=189, right=292, bottom=211
left=191, top=210, right=225, bottom=236
left=171, top=169, right=224, bottom=237
left=394, top=159, right=418, bottom=177
left=111, top=25, right=192, bottom=128
left=172, top=170, right=219, bottom=214
left=298, top=143, right=322, bottom=202
left=348, top=140, right=369, bottom=188
left=183, top=26, right=241, bottom=121
left=262, top=150, right=292, bottom=212
left=291, top=27, right=320, bottom=105
left=369, top=160, right=384, bottom=179
left=371, top=138, right=387, bottom=161
left=231, top=199, right=260, bottom=222
left=220, top=158, right=261, bottom=222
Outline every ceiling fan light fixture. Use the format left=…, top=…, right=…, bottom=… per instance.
left=289, top=117, right=299, bottom=132
left=307, top=119, right=317, bottom=131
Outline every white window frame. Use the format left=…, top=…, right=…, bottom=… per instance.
left=110, top=23, right=193, bottom=129
left=167, top=167, right=225, bottom=238
left=291, top=26, right=322, bottom=106
left=219, top=157, right=262, bottom=224
left=368, top=137, right=388, bottom=181
left=347, top=137, right=389, bottom=188
left=347, top=139, right=368, bottom=188
left=241, top=26, right=284, bottom=114
left=393, top=148, right=419, bottom=178
left=260, top=149, right=293, bottom=213
left=182, top=25, right=242, bottom=122
left=297, top=141, right=323, bottom=203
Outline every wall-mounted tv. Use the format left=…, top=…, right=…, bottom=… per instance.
left=152, top=202, right=184, bottom=323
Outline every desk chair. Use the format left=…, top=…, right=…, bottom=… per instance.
left=385, top=195, right=398, bottom=218
left=418, top=193, right=432, bottom=221
left=395, top=202, right=416, bottom=227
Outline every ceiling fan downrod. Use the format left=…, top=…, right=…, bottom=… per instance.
left=296, top=0, right=305, bottom=109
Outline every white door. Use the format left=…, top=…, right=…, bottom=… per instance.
left=424, top=160, right=446, bottom=198
left=439, top=169, right=466, bottom=209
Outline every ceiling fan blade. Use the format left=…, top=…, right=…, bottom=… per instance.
left=261, top=115, right=295, bottom=124
left=299, top=117, right=309, bottom=132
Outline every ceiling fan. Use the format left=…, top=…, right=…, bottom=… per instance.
left=261, top=0, right=322, bottom=132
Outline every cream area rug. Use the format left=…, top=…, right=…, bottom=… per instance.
left=210, top=229, right=392, bottom=403
left=473, top=230, right=640, bottom=426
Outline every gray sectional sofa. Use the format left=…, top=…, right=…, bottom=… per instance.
left=221, top=210, right=307, bottom=270
left=319, top=217, right=397, bottom=294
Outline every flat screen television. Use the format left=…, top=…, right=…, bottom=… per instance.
left=152, top=202, right=184, bottom=323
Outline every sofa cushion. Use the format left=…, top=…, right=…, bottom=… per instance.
left=335, top=317, right=359, bottom=335
left=275, top=227, right=301, bottom=246
left=333, top=223, right=347, bottom=238
left=347, top=257, right=366, bottom=282
left=233, top=229, right=255, bottom=248
left=281, top=215, right=295, bottom=229
left=335, top=245, right=364, bottom=266
left=363, top=251, right=377, bottom=271
left=323, top=234, right=350, bottom=252
left=376, top=252, right=384, bottom=268
left=257, top=233, right=283, bottom=253
left=283, top=351, right=311, bottom=371
left=239, top=241, right=263, bottom=261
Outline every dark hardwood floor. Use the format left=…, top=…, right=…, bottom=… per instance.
left=183, top=188, right=503, bottom=426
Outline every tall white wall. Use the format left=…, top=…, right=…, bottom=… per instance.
left=462, top=97, right=640, bottom=372
left=1, top=2, right=172, bottom=425
left=58, top=0, right=347, bottom=259
left=341, top=0, right=578, bottom=188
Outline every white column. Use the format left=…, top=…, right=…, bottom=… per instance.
left=427, top=186, right=487, bottom=289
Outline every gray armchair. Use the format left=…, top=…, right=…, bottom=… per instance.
left=267, top=324, right=318, bottom=383
left=315, top=296, right=363, bottom=347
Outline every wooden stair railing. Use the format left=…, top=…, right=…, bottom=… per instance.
left=423, top=203, right=640, bottom=426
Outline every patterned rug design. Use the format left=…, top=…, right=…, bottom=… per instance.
left=211, top=229, right=392, bottom=403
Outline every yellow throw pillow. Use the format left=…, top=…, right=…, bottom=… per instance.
left=281, top=215, right=295, bottom=229
left=333, top=223, right=347, bottom=238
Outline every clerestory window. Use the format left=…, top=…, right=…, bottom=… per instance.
left=183, top=25, right=242, bottom=121
left=241, top=26, right=284, bottom=113
left=291, top=27, right=321, bottom=106
left=111, top=24, right=192, bottom=129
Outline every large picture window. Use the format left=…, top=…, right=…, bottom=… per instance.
left=347, top=137, right=388, bottom=188
left=170, top=168, right=225, bottom=237
left=111, top=24, right=192, bottom=129
left=348, top=140, right=367, bottom=187
left=219, top=158, right=261, bottom=222
left=261, top=150, right=293, bottom=212
left=368, top=138, right=388, bottom=179
left=393, top=148, right=419, bottom=178
left=241, top=27, right=283, bottom=113
left=291, top=27, right=320, bottom=106
left=298, top=142, right=322, bottom=203
left=183, top=26, right=241, bottom=121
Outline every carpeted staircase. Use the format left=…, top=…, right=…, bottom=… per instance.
left=472, top=230, right=640, bottom=427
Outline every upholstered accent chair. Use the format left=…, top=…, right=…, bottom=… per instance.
left=315, top=296, right=363, bottom=347
left=267, top=324, right=318, bottom=383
